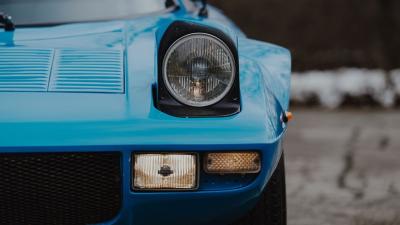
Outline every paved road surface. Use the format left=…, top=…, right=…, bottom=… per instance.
left=284, top=109, right=400, bottom=225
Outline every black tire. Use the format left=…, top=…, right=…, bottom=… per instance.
left=231, top=153, right=286, bottom=225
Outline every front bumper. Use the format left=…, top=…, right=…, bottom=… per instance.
left=0, top=140, right=282, bottom=225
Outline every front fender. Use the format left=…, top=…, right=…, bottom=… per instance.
left=239, top=38, right=292, bottom=111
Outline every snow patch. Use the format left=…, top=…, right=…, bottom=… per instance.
left=391, top=69, right=400, bottom=95
left=291, top=68, right=400, bottom=108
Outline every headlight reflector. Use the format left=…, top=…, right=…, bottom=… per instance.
left=162, top=33, right=236, bottom=107
left=133, top=153, right=197, bottom=190
left=205, top=152, right=261, bottom=174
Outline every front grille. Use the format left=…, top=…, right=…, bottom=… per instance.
left=0, top=152, right=121, bottom=225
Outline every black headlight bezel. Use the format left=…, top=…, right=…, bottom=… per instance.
left=155, top=21, right=241, bottom=117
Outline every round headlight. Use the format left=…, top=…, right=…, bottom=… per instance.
left=162, top=33, right=236, bottom=107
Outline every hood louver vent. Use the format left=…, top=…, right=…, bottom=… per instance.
left=0, top=48, right=124, bottom=93
left=0, top=48, right=53, bottom=92
left=49, top=49, right=124, bottom=93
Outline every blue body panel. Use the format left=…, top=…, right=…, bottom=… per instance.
left=0, top=4, right=291, bottom=225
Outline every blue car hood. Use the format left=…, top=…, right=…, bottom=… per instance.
left=0, top=15, right=287, bottom=148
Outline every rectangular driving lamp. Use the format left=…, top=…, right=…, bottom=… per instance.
left=133, top=153, right=197, bottom=190
left=204, top=152, right=261, bottom=174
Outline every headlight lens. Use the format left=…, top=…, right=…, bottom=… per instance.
left=162, top=33, right=236, bottom=107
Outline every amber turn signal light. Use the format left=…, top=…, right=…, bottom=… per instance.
left=204, top=152, right=261, bottom=174
left=282, top=111, right=293, bottom=123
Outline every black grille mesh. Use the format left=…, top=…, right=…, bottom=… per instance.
left=0, top=152, right=121, bottom=225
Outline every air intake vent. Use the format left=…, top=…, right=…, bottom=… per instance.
left=0, top=152, right=122, bottom=225
left=0, top=48, right=53, bottom=92
left=49, top=49, right=124, bottom=93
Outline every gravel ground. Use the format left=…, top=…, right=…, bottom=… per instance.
left=284, top=109, right=400, bottom=225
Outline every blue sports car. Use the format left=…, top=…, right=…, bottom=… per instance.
left=0, top=0, right=292, bottom=224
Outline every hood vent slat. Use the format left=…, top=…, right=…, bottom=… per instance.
left=0, top=48, right=53, bottom=92
left=49, top=49, right=124, bottom=93
left=0, top=48, right=124, bottom=93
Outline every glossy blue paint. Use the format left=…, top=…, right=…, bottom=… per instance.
left=0, top=3, right=291, bottom=225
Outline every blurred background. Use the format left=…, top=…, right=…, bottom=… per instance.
left=209, top=1, right=400, bottom=225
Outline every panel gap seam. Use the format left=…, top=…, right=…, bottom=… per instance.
left=47, top=49, right=57, bottom=92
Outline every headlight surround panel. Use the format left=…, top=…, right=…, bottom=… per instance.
left=156, top=21, right=241, bottom=117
